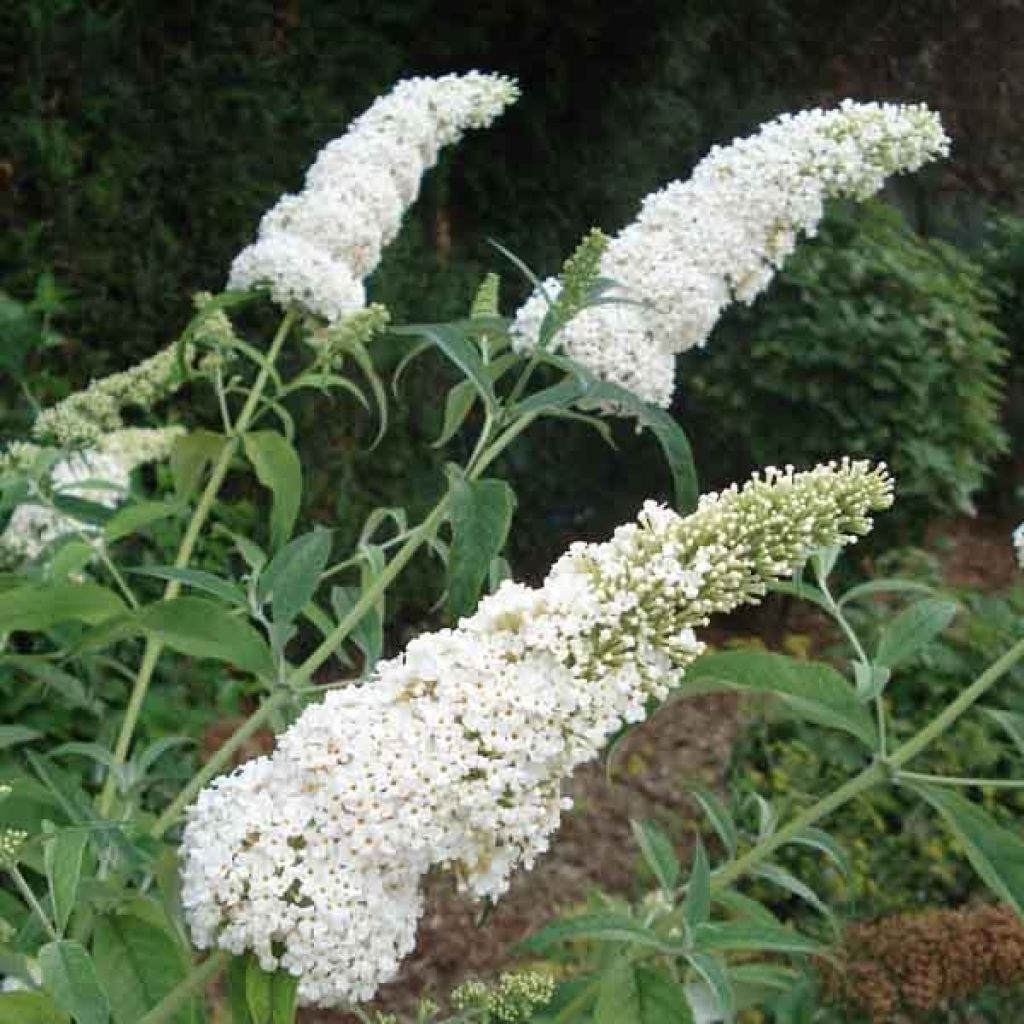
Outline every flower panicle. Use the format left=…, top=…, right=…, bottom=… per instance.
left=512, top=100, right=948, bottom=408
left=180, top=460, right=891, bottom=1009
left=228, top=72, right=519, bottom=322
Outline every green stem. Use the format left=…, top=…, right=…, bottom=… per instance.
left=153, top=407, right=541, bottom=838
left=99, top=310, right=296, bottom=817
left=9, top=864, right=57, bottom=940
left=137, top=951, right=228, bottom=1024
left=890, top=634, right=1024, bottom=768
left=711, top=633, right=1024, bottom=891
left=711, top=761, right=888, bottom=891
left=150, top=495, right=451, bottom=839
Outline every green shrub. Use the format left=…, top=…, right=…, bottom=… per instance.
left=679, top=201, right=1008, bottom=531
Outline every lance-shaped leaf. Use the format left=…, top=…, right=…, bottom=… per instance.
left=256, top=527, right=333, bottom=629
left=0, top=583, right=125, bottom=632
left=446, top=474, right=516, bottom=619
left=908, top=781, right=1024, bottom=918
left=579, top=380, right=697, bottom=512
left=243, top=431, right=302, bottom=551
left=44, top=828, right=88, bottom=936
left=390, top=323, right=497, bottom=410
left=39, top=940, right=110, bottom=1024
left=631, top=819, right=680, bottom=894
left=92, top=913, right=197, bottom=1024
left=136, top=597, right=274, bottom=678
left=517, top=912, right=680, bottom=955
left=683, top=651, right=875, bottom=747
left=875, top=598, right=958, bottom=667
left=595, top=960, right=693, bottom=1024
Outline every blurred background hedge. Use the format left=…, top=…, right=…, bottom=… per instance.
left=2, top=0, right=1023, bottom=570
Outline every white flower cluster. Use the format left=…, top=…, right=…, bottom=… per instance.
left=1014, top=523, right=1024, bottom=569
left=228, top=73, right=519, bottom=322
left=0, top=427, right=183, bottom=563
left=181, top=459, right=892, bottom=1008
left=512, top=100, right=950, bottom=407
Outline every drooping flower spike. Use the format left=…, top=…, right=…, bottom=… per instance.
left=228, top=72, right=520, bottom=322
left=181, top=459, right=893, bottom=1008
left=512, top=100, right=950, bottom=407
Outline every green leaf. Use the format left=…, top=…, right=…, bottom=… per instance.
left=985, top=708, right=1024, bottom=758
left=0, top=992, right=69, bottom=1024
left=580, top=381, right=698, bottom=512
left=875, top=598, right=958, bottom=667
left=390, top=323, right=496, bottom=409
left=0, top=725, right=42, bottom=749
left=512, top=378, right=587, bottom=418
left=92, top=913, right=196, bottom=1024
left=44, top=828, right=89, bottom=936
left=432, top=379, right=478, bottom=448
left=908, top=781, right=1024, bottom=917
left=245, top=960, right=272, bottom=1024
left=129, top=567, right=246, bottom=607
left=687, top=785, right=738, bottom=858
left=685, top=952, right=735, bottom=1023
left=683, top=651, right=875, bottom=747
left=270, top=972, right=299, bottom=1024
left=39, top=940, right=111, bottom=1024
left=693, top=922, right=826, bottom=958
left=49, top=542, right=98, bottom=581
left=0, top=583, right=125, bottom=632
left=0, top=657, right=92, bottom=710
left=257, top=528, right=332, bottom=630
left=751, top=863, right=838, bottom=935
left=682, top=839, right=711, bottom=929
left=630, top=820, right=679, bottom=893
left=242, top=432, right=303, bottom=551
left=446, top=475, right=516, bottom=619
left=783, top=827, right=852, bottom=883
left=517, top=913, right=679, bottom=955
left=103, top=501, right=182, bottom=544
left=330, top=586, right=382, bottom=668
left=595, top=961, right=693, bottom=1024
left=766, top=580, right=832, bottom=614
left=170, top=431, right=227, bottom=499
left=227, top=957, right=253, bottom=1024
left=838, top=577, right=935, bottom=608
left=136, top=597, right=274, bottom=678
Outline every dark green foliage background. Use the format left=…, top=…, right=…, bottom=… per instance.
left=1, top=0, right=1021, bottom=560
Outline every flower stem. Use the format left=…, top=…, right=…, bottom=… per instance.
left=137, top=950, right=229, bottom=1024
left=99, top=310, right=296, bottom=817
left=710, top=633, right=1024, bottom=892
left=152, top=407, right=540, bottom=838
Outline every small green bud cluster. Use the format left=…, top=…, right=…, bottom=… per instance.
left=470, top=273, right=501, bottom=319
left=0, top=828, right=27, bottom=868
left=34, top=342, right=191, bottom=447
left=451, top=970, right=555, bottom=1022
left=553, top=228, right=609, bottom=325
left=307, top=303, right=390, bottom=370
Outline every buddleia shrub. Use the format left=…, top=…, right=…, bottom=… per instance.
left=679, top=200, right=1007, bottom=532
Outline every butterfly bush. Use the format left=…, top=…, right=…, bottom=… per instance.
left=512, top=100, right=950, bottom=407
left=180, top=459, right=893, bottom=1007
left=228, top=72, right=520, bottom=322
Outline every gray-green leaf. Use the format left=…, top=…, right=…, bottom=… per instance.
left=243, top=432, right=302, bottom=551
left=39, top=940, right=110, bottom=1024
left=446, top=476, right=516, bottom=619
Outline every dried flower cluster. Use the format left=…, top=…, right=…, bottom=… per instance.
left=0, top=427, right=183, bottom=562
left=512, top=101, right=949, bottom=407
left=228, top=73, right=519, bottom=322
left=181, top=460, right=892, bottom=1008
left=827, top=903, right=1024, bottom=1021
